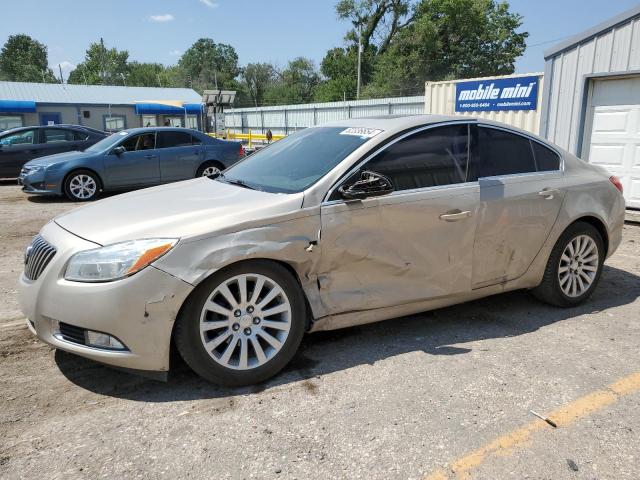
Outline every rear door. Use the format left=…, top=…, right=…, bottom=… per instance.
left=38, top=128, right=84, bottom=157
left=0, top=129, right=38, bottom=177
left=470, top=126, right=565, bottom=288
left=104, top=132, right=160, bottom=187
left=157, top=130, right=203, bottom=182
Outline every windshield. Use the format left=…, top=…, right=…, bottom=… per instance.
left=84, top=131, right=130, bottom=152
left=219, top=127, right=376, bottom=193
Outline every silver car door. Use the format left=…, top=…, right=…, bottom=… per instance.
left=471, top=126, right=565, bottom=288
left=317, top=123, right=480, bottom=316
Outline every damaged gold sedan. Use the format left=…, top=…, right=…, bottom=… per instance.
left=18, top=115, right=625, bottom=385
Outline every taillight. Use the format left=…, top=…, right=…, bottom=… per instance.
left=239, top=144, right=245, bottom=157
left=609, top=175, right=623, bottom=194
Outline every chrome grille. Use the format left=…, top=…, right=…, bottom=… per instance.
left=24, top=235, right=57, bottom=281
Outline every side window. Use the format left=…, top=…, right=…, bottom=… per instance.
left=0, top=129, right=36, bottom=146
left=363, top=124, right=469, bottom=191
left=157, top=131, right=193, bottom=148
left=119, top=133, right=156, bottom=152
left=476, top=127, right=536, bottom=178
left=73, top=131, right=89, bottom=141
left=532, top=141, right=560, bottom=171
left=43, top=129, right=74, bottom=143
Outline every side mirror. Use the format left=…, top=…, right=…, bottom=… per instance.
left=338, top=170, right=394, bottom=200
left=111, top=146, right=126, bottom=155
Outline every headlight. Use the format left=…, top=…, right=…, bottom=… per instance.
left=23, top=165, right=45, bottom=174
left=64, top=238, right=177, bottom=282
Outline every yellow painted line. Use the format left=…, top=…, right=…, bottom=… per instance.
left=424, top=371, right=640, bottom=480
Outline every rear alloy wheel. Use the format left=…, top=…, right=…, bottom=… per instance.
left=532, top=222, right=604, bottom=307
left=175, top=261, right=306, bottom=386
left=64, top=170, right=100, bottom=201
left=196, top=162, right=222, bottom=177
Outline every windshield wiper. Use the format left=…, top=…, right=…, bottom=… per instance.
left=216, top=173, right=256, bottom=190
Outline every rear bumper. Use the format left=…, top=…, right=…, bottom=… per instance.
left=18, top=222, right=194, bottom=373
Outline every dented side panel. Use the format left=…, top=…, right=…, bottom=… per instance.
left=472, top=172, right=566, bottom=288
left=154, top=209, right=327, bottom=319
left=316, top=184, right=480, bottom=315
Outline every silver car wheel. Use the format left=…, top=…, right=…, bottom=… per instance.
left=202, top=166, right=220, bottom=176
left=199, top=273, right=292, bottom=370
left=558, top=234, right=599, bottom=298
left=69, top=174, right=97, bottom=200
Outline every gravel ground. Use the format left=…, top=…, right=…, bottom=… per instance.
left=1, top=183, right=639, bottom=479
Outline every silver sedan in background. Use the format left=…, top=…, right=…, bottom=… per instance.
left=18, top=115, right=625, bottom=385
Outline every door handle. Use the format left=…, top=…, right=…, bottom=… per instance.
left=439, top=209, right=472, bottom=222
left=538, top=188, right=558, bottom=199
left=145, top=154, right=158, bottom=159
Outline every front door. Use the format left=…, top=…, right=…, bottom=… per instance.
left=317, top=123, right=480, bottom=315
left=104, top=132, right=160, bottom=187
left=0, top=128, right=38, bottom=177
left=470, top=126, right=565, bottom=288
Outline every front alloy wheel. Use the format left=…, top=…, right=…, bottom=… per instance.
left=64, top=170, right=100, bottom=201
left=175, top=261, right=306, bottom=386
left=200, top=273, right=292, bottom=370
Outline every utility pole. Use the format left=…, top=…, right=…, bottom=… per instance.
left=356, top=24, right=362, bottom=99
left=58, top=64, right=64, bottom=84
left=121, top=72, right=126, bottom=86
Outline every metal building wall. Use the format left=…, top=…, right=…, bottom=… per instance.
left=424, top=73, right=544, bottom=134
left=540, top=7, right=640, bottom=155
left=223, top=96, right=425, bottom=135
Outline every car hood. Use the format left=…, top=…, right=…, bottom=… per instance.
left=54, top=178, right=304, bottom=245
left=26, top=150, right=90, bottom=167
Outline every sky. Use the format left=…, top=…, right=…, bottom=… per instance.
left=1, top=0, right=639, bottom=83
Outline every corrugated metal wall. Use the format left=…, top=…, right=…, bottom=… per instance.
left=424, top=73, right=544, bottom=134
left=541, top=11, right=640, bottom=154
left=224, top=96, right=425, bottom=135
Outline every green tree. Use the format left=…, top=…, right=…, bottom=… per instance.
left=241, top=62, right=277, bottom=107
left=0, top=34, right=57, bottom=82
left=67, top=39, right=129, bottom=85
left=127, top=62, right=174, bottom=87
left=334, top=0, right=528, bottom=98
left=264, top=58, right=320, bottom=105
left=177, top=38, right=240, bottom=93
left=315, top=47, right=355, bottom=102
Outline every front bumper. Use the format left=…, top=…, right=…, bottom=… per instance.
left=18, top=168, right=61, bottom=195
left=18, top=221, right=194, bottom=373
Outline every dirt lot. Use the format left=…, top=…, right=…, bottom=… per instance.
left=1, top=183, right=639, bottom=479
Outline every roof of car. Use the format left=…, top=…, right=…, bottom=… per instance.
left=321, top=114, right=465, bottom=130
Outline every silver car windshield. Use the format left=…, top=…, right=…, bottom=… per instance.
left=219, top=127, right=374, bottom=193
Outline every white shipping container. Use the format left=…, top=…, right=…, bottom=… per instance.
left=424, top=72, right=544, bottom=134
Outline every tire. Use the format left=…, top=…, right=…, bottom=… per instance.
left=174, top=260, right=306, bottom=386
left=196, top=161, right=223, bottom=177
left=63, top=169, right=101, bottom=202
left=532, top=221, right=605, bottom=307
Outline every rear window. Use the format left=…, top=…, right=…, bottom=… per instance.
left=532, top=141, right=560, bottom=171
left=157, top=131, right=193, bottom=148
left=477, top=127, right=536, bottom=178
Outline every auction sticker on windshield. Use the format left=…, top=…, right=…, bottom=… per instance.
left=339, top=127, right=383, bottom=138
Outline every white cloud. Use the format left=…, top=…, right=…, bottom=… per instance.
left=52, top=61, right=76, bottom=82
left=169, top=49, right=182, bottom=56
left=198, top=0, right=218, bottom=8
left=149, top=13, right=175, bottom=22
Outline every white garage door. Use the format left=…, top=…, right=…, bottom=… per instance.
left=587, top=76, right=640, bottom=208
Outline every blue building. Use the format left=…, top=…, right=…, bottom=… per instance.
left=0, top=81, right=203, bottom=132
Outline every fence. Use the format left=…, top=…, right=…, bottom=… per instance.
left=223, top=96, right=425, bottom=135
